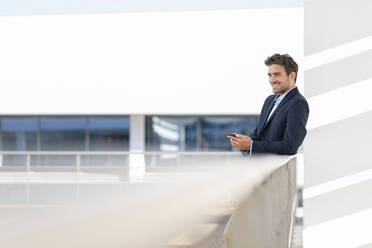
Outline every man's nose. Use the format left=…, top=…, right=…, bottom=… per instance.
left=269, top=77, right=275, bottom=83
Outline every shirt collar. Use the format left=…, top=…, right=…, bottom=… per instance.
left=274, top=86, right=297, bottom=103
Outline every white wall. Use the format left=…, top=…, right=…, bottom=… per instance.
left=0, top=8, right=303, bottom=115
left=304, top=0, right=372, bottom=247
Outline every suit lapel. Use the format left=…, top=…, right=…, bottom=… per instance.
left=263, top=87, right=299, bottom=130
left=259, top=97, right=276, bottom=131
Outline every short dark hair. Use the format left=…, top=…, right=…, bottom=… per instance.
left=264, top=54, right=298, bottom=82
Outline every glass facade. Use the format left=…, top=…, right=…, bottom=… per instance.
left=146, top=117, right=198, bottom=151
left=40, top=117, right=86, bottom=151
left=0, top=116, right=130, bottom=152
left=1, top=118, right=38, bottom=165
left=1, top=118, right=38, bottom=151
left=146, top=115, right=259, bottom=151
left=89, top=117, right=130, bottom=151
left=201, top=117, right=251, bottom=150
left=0, top=115, right=258, bottom=154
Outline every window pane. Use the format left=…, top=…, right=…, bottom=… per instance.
left=201, top=117, right=250, bottom=151
left=146, top=116, right=197, bottom=151
left=248, top=116, right=259, bottom=135
left=1, top=117, right=37, bottom=151
left=89, top=117, right=129, bottom=151
left=1, top=117, right=38, bottom=165
left=40, top=117, right=85, bottom=151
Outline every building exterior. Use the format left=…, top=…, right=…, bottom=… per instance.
left=0, top=1, right=303, bottom=158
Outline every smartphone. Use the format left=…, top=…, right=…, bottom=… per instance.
left=226, top=133, right=237, bottom=137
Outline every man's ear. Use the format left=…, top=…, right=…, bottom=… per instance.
left=290, top=72, right=296, bottom=83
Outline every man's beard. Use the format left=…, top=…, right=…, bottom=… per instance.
left=278, top=86, right=288, bottom=94
left=277, top=81, right=290, bottom=95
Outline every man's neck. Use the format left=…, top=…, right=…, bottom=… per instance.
left=278, top=85, right=296, bottom=96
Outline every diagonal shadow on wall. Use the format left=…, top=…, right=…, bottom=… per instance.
left=305, top=48, right=372, bottom=98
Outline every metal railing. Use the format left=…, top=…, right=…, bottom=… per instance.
left=0, top=151, right=241, bottom=168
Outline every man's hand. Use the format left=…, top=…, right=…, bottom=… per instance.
left=229, top=134, right=252, bottom=150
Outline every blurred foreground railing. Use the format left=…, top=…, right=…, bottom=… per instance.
left=0, top=151, right=242, bottom=184
left=0, top=151, right=239, bottom=171
left=0, top=152, right=297, bottom=248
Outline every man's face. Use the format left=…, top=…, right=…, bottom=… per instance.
left=267, top=64, right=294, bottom=95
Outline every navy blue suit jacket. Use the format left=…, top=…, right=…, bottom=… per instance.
left=250, top=87, right=309, bottom=155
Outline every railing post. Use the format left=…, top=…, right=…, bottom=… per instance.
left=26, top=154, right=31, bottom=174
left=76, top=154, right=81, bottom=175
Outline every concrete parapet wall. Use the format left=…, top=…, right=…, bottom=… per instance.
left=0, top=154, right=297, bottom=248
left=224, top=157, right=297, bottom=248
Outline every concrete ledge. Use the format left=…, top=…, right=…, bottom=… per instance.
left=224, top=157, right=297, bottom=248
left=0, top=154, right=297, bottom=248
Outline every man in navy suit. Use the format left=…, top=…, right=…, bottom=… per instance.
left=229, top=54, right=309, bottom=155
